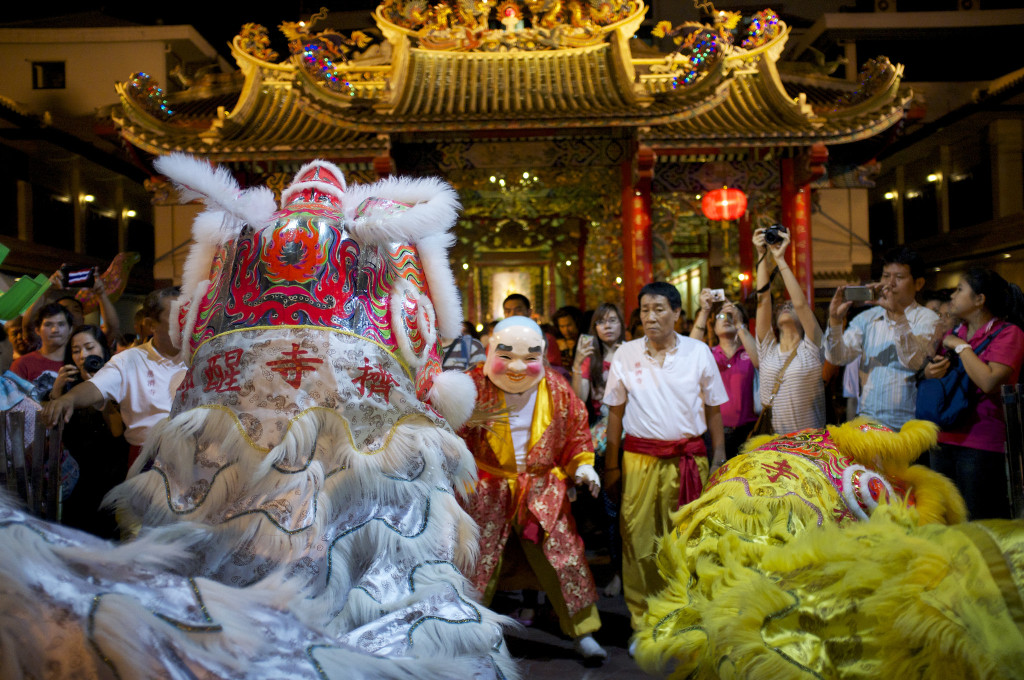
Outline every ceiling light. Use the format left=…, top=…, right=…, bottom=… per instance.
left=615, top=276, right=622, bottom=284
left=462, top=263, right=469, bottom=270
left=884, top=191, right=897, bottom=200
left=125, top=209, right=137, bottom=218
left=82, top=194, right=95, bottom=203
left=926, top=173, right=941, bottom=183
left=565, top=260, right=572, bottom=266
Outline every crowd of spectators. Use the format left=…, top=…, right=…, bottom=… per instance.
left=2, top=242, right=1022, bottom=653
left=443, top=240, right=1024, bottom=648
left=0, top=268, right=185, bottom=539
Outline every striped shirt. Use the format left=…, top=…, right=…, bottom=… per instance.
left=823, top=303, right=938, bottom=430
left=757, top=334, right=825, bottom=435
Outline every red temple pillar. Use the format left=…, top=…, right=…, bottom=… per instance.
left=781, top=158, right=813, bottom=304
left=374, top=153, right=394, bottom=179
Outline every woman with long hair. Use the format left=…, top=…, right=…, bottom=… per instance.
left=691, top=291, right=760, bottom=457
left=49, top=324, right=128, bottom=538
left=572, top=303, right=626, bottom=427
left=923, top=267, right=1024, bottom=519
left=753, top=227, right=826, bottom=434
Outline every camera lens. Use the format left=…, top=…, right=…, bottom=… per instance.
left=82, top=355, right=105, bottom=373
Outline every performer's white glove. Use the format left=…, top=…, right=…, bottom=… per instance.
left=574, top=464, right=601, bottom=498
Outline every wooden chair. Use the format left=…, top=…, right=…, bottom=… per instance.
left=1001, top=384, right=1024, bottom=519
left=0, top=411, right=64, bottom=521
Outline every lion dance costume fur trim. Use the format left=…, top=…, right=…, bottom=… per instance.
left=0, top=155, right=517, bottom=679
left=634, top=419, right=1024, bottom=679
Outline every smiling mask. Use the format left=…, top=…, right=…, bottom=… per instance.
left=484, top=317, right=545, bottom=394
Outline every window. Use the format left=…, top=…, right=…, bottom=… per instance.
left=32, top=62, right=65, bottom=90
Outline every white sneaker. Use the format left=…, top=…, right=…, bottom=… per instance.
left=574, top=634, right=608, bottom=660
left=628, top=638, right=638, bottom=658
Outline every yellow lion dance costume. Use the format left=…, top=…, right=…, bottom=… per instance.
left=635, top=420, right=1024, bottom=679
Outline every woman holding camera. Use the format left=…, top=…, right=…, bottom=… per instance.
left=49, top=325, right=128, bottom=538
left=922, top=267, right=1024, bottom=519
left=753, top=226, right=825, bottom=435
left=691, top=290, right=760, bottom=457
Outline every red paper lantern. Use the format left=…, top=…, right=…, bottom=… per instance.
left=701, top=187, right=747, bottom=221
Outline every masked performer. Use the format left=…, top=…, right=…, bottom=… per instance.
left=1, top=155, right=516, bottom=679
left=461, top=316, right=607, bottom=662
left=634, top=420, right=1024, bottom=679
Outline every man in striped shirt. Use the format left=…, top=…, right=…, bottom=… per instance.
left=824, top=246, right=939, bottom=431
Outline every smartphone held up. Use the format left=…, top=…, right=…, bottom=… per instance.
left=844, top=286, right=874, bottom=302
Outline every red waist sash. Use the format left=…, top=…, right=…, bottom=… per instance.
left=623, top=434, right=706, bottom=509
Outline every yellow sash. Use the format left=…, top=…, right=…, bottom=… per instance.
left=480, top=378, right=567, bottom=489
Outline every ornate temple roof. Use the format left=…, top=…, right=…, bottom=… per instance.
left=113, top=2, right=910, bottom=161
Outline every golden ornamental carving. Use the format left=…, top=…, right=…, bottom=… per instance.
left=639, top=8, right=783, bottom=94
left=377, top=0, right=643, bottom=51
left=238, top=23, right=279, bottom=62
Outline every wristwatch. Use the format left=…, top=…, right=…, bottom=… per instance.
left=954, top=343, right=972, bottom=355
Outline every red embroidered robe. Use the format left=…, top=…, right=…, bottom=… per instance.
left=460, top=366, right=598, bottom=617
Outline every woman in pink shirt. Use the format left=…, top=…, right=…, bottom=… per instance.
left=692, top=294, right=759, bottom=458
left=924, top=267, right=1024, bottom=519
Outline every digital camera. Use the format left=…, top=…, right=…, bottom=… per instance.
left=764, top=224, right=788, bottom=246
left=82, top=355, right=105, bottom=374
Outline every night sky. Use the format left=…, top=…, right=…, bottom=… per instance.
left=4, top=1, right=850, bottom=57
left=5, top=1, right=1013, bottom=82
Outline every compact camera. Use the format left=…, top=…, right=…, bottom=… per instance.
left=763, top=224, right=788, bottom=246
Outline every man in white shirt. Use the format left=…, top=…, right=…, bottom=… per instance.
left=603, top=281, right=728, bottom=634
left=824, top=246, right=939, bottom=431
left=43, top=287, right=185, bottom=467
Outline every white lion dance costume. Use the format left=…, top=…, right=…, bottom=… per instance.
left=0, top=155, right=516, bottom=679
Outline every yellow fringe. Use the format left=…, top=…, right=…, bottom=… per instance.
left=638, top=480, right=830, bottom=678
left=826, top=418, right=937, bottom=469
left=640, top=502, right=1024, bottom=679
left=738, top=433, right=779, bottom=455
left=891, top=464, right=968, bottom=526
